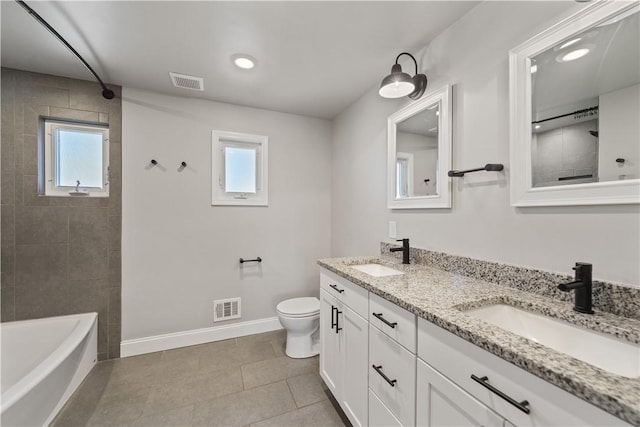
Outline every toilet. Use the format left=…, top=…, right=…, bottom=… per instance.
left=276, top=297, right=320, bottom=358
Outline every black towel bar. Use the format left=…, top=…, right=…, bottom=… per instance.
left=448, top=163, right=504, bottom=177
left=239, top=257, right=262, bottom=264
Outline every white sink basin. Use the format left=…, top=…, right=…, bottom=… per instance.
left=465, top=304, right=640, bottom=378
left=351, top=263, right=404, bottom=277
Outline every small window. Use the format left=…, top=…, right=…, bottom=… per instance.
left=43, top=120, right=109, bottom=197
left=212, top=130, right=268, bottom=206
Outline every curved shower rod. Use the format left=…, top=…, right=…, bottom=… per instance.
left=15, top=0, right=115, bottom=99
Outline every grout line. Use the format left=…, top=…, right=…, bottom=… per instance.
left=284, top=377, right=300, bottom=409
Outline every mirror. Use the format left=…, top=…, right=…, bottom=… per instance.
left=510, top=2, right=639, bottom=206
left=388, top=85, right=452, bottom=209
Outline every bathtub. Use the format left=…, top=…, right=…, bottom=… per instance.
left=1, top=312, right=97, bottom=427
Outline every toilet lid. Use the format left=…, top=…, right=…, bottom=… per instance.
left=277, top=297, right=320, bottom=316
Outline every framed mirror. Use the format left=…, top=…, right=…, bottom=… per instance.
left=387, top=84, right=452, bottom=209
left=510, top=2, right=639, bottom=206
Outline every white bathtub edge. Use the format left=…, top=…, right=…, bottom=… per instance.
left=43, top=317, right=98, bottom=426
left=120, top=317, right=283, bottom=357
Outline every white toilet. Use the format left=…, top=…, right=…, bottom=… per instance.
left=276, top=297, right=320, bottom=358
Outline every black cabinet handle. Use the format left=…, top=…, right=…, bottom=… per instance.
left=331, top=306, right=337, bottom=330
left=471, top=375, right=530, bottom=414
left=335, top=310, right=342, bottom=333
left=372, top=312, right=397, bottom=329
left=372, top=365, right=397, bottom=387
left=329, top=284, right=344, bottom=294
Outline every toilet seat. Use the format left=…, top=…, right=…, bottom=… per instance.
left=277, top=297, right=319, bottom=318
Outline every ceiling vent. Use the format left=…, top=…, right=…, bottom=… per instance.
left=169, top=72, right=204, bottom=91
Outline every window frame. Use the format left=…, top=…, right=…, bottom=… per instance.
left=212, top=130, right=268, bottom=206
left=43, top=119, right=110, bottom=198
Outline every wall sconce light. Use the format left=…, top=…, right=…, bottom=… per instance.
left=379, top=52, right=427, bottom=100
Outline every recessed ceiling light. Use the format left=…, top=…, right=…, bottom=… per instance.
left=557, top=47, right=591, bottom=62
left=556, top=37, right=582, bottom=50
left=231, top=54, right=256, bottom=70
left=531, top=64, right=538, bottom=74
left=535, top=124, right=541, bottom=129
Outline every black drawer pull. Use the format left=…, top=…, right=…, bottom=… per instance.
left=372, top=365, right=397, bottom=387
left=372, top=312, right=397, bottom=329
left=331, top=306, right=337, bottom=330
left=471, top=375, right=530, bottom=414
left=335, top=310, right=342, bottom=333
left=329, top=284, right=344, bottom=294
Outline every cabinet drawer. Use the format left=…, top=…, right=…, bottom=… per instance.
left=320, top=269, right=368, bottom=317
left=369, top=292, right=416, bottom=352
left=369, top=389, right=403, bottom=427
left=369, top=325, right=416, bottom=426
left=417, top=318, right=630, bottom=427
left=417, top=358, right=504, bottom=427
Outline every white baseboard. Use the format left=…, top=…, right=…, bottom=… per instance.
left=120, top=317, right=283, bottom=358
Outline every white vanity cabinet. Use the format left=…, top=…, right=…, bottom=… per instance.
left=319, top=270, right=369, bottom=427
left=417, top=318, right=630, bottom=427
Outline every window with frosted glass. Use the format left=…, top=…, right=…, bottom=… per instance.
left=212, top=130, right=268, bottom=206
left=224, top=144, right=257, bottom=193
left=56, top=128, right=105, bottom=188
left=43, top=120, right=109, bottom=197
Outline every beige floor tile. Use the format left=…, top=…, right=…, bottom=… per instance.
left=241, top=355, right=319, bottom=389
left=52, top=331, right=344, bottom=427
left=192, top=381, right=296, bottom=426
left=87, top=393, right=147, bottom=426
left=142, top=366, right=243, bottom=416
left=251, top=400, right=346, bottom=426
left=237, top=329, right=285, bottom=346
left=287, top=372, right=328, bottom=408
left=130, top=405, right=194, bottom=426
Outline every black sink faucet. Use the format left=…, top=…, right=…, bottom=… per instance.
left=389, top=238, right=410, bottom=264
left=557, top=262, right=594, bottom=314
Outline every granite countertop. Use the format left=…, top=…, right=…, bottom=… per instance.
left=318, top=255, right=640, bottom=426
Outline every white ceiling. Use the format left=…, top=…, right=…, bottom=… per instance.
left=1, top=1, right=477, bottom=119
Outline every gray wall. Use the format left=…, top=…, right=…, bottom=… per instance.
left=1, top=68, right=122, bottom=360
left=532, top=120, right=598, bottom=187
left=330, top=1, right=640, bottom=287
left=121, top=87, right=331, bottom=341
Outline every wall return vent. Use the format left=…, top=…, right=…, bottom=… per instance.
left=213, top=297, right=241, bottom=322
left=169, top=72, right=204, bottom=91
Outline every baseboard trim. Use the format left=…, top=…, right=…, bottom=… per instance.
left=120, top=317, right=283, bottom=357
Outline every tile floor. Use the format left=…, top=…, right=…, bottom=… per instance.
left=52, top=330, right=348, bottom=426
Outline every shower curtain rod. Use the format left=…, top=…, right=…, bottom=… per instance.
left=532, top=105, right=598, bottom=125
left=15, top=0, right=115, bottom=99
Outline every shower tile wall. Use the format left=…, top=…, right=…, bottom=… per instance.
left=532, top=120, right=599, bottom=187
left=1, top=68, right=122, bottom=360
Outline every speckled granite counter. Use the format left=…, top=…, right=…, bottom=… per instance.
left=318, top=255, right=640, bottom=426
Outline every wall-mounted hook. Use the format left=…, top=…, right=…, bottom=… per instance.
left=150, top=159, right=158, bottom=165
left=181, top=161, right=187, bottom=168
left=616, top=158, right=626, bottom=164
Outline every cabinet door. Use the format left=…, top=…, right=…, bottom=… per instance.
left=319, top=289, right=341, bottom=399
left=340, top=305, right=369, bottom=427
left=417, top=358, right=504, bottom=427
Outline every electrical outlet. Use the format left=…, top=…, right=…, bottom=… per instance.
left=389, top=221, right=397, bottom=238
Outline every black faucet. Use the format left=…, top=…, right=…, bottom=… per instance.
left=389, top=238, right=410, bottom=264
left=557, top=262, right=594, bottom=314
